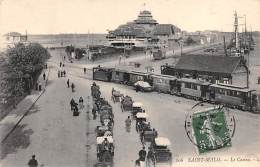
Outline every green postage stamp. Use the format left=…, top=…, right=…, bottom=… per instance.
left=192, top=107, right=232, bottom=154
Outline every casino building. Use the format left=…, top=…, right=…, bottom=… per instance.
left=106, top=10, right=181, bottom=50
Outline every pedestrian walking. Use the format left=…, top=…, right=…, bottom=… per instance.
left=60, top=62, right=62, bottom=67
left=70, top=98, right=75, bottom=111
left=71, top=83, right=75, bottom=92
left=63, top=70, right=66, bottom=77
left=67, top=79, right=70, bottom=88
left=119, top=55, right=122, bottom=64
left=28, top=155, right=38, bottom=167
left=92, top=108, right=97, bottom=120
left=79, top=97, right=84, bottom=109
left=125, top=116, right=132, bottom=132
left=84, top=67, right=86, bottom=74
left=38, top=82, right=42, bottom=91
left=138, top=147, right=147, bottom=162
left=43, top=73, right=46, bottom=80
left=125, top=116, right=131, bottom=126
left=73, top=102, right=79, bottom=116
left=63, top=64, right=65, bottom=67
left=58, top=70, right=60, bottom=78
left=35, top=82, right=38, bottom=90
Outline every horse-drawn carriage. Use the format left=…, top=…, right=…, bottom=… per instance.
left=99, top=104, right=114, bottom=129
left=136, top=112, right=148, bottom=132
left=147, top=137, right=172, bottom=167
left=132, top=102, right=144, bottom=119
left=96, top=125, right=113, bottom=137
left=91, top=83, right=101, bottom=100
left=111, top=89, right=123, bottom=103
left=96, top=136, right=114, bottom=167
left=121, top=96, right=133, bottom=112
left=95, top=98, right=110, bottom=113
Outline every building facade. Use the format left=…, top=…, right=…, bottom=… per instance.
left=161, top=54, right=248, bottom=87
left=106, top=10, right=181, bottom=49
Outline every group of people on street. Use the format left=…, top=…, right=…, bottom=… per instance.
left=135, top=146, right=155, bottom=167
left=67, top=79, right=75, bottom=92
left=70, top=96, right=84, bottom=116
left=58, top=61, right=66, bottom=78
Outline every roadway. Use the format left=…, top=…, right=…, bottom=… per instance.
left=1, top=43, right=260, bottom=167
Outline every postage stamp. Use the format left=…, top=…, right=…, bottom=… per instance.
left=185, top=104, right=235, bottom=154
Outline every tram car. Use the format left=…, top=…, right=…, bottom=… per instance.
left=111, top=68, right=130, bottom=85
left=129, top=71, right=152, bottom=86
left=177, top=78, right=211, bottom=101
left=93, top=67, right=114, bottom=82
left=208, top=83, right=259, bottom=111
left=92, top=66, right=260, bottom=113
left=151, top=74, right=178, bottom=94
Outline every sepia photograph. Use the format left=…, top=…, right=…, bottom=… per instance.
left=0, top=0, right=260, bottom=167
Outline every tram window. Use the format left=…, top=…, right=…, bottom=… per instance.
left=218, top=88, right=225, bottom=95
left=185, top=83, right=191, bottom=89
left=116, top=71, right=119, bottom=76
left=156, top=78, right=163, bottom=83
left=227, top=90, right=233, bottom=96
left=192, top=84, right=197, bottom=90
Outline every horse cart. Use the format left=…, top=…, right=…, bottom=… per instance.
left=96, top=125, right=113, bottom=137
left=96, top=136, right=114, bottom=167
left=111, top=89, right=123, bottom=103
left=132, top=102, right=144, bottom=119
left=135, top=112, right=155, bottom=143
left=147, top=137, right=172, bottom=167
left=121, top=96, right=133, bottom=112
left=100, top=110, right=114, bottom=129
left=95, top=98, right=110, bottom=113
left=136, top=112, right=148, bottom=132
left=91, top=83, right=101, bottom=101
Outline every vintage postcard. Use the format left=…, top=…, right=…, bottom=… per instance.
left=0, top=0, right=260, bottom=167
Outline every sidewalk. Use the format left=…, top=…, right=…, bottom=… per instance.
left=0, top=67, right=50, bottom=143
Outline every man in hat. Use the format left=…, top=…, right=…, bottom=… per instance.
left=28, top=155, right=38, bottom=167
left=138, top=146, right=146, bottom=161
left=67, top=79, right=70, bottom=88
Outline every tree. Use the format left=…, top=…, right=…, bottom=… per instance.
left=74, top=48, right=86, bottom=59
left=185, top=36, right=196, bottom=45
left=3, top=43, right=50, bottom=108
left=65, top=45, right=74, bottom=56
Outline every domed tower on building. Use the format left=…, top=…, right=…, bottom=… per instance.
left=134, top=10, right=158, bottom=33
left=106, top=8, right=181, bottom=50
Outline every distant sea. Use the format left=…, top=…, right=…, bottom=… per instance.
left=27, top=34, right=109, bottom=48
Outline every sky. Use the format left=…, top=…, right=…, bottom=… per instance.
left=0, top=0, right=260, bottom=35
